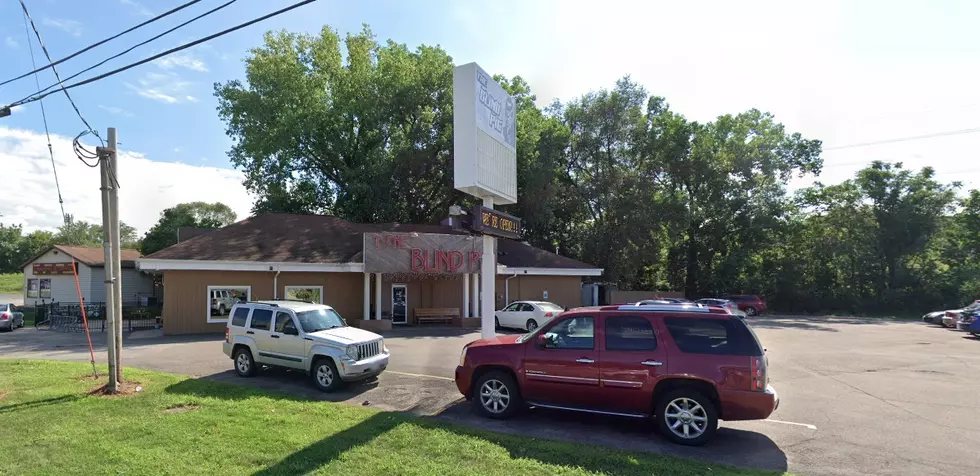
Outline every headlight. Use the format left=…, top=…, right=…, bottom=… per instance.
left=459, top=346, right=468, bottom=366
left=380, top=338, right=388, bottom=353
left=345, top=344, right=359, bottom=361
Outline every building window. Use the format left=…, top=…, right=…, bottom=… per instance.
left=39, top=279, right=51, bottom=298
left=207, top=286, right=251, bottom=323
left=27, top=279, right=39, bottom=298
left=283, top=286, right=323, bottom=304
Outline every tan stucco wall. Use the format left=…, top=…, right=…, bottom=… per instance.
left=496, top=275, right=583, bottom=310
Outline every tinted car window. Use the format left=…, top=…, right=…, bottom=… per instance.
left=605, top=316, right=657, bottom=351
left=248, top=309, right=273, bottom=331
left=231, top=307, right=249, bottom=327
left=274, top=312, right=297, bottom=333
left=546, top=317, right=594, bottom=349
left=664, top=317, right=762, bottom=355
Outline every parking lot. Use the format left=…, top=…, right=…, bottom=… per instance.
left=2, top=315, right=979, bottom=476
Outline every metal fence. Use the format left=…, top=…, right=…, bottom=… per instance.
left=35, top=302, right=161, bottom=333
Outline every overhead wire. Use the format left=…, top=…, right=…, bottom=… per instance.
left=823, top=127, right=980, bottom=151
left=0, top=0, right=203, bottom=87
left=17, top=0, right=101, bottom=143
left=5, top=0, right=318, bottom=109
left=26, top=0, right=239, bottom=100
left=20, top=6, right=66, bottom=222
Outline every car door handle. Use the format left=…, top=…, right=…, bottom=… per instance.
left=641, top=360, right=663, bottom=366
left=246, top=331, right=254, bottom=335
left=576, top=358, right=595, bottom=364
left=270, top=335, right=280, bottom=339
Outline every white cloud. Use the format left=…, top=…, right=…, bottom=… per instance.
left=154, top=53, right=208, bottom=72
left=120, top=0, right=152, bottom=17
left=42, top=18, right=83, bottom=37
left=4, top=36, right=18, bottom=49
left=124, top=71, right=196, bottom=104
left=11, top=105, right=26, bottom=113
left=173, top=147, right=181, bottom=153
left=0, top=127, right=254, bottom=234
left=97, top=105, right=134, bottom=117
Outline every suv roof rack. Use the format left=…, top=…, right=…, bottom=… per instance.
left=600, top=303, right=730, bottom=315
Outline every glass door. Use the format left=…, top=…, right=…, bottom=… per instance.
left=392, top=284, right=408, bottom=324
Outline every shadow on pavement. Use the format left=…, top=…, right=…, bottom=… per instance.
left=746, top=314, right=916, bottom=332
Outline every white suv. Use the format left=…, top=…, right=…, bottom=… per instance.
left=223, top=300, right=389, bottom=392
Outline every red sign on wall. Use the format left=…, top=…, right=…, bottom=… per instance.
left=363, top=232, right=485, bottom=274
left=33, top=262, right=75, bottom=275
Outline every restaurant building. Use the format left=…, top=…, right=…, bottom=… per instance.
left=138, top=213, right=602, bottom=335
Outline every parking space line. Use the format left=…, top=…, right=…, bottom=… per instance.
left=388, top=370, right=455, bottom=381
left=763, top=418, right=817, bottom=430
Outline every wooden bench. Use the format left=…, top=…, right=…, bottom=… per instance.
left=414, top=308, right=459, bottom=325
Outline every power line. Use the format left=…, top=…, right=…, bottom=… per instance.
left=0, top=0, right=203, bottom=87
left=18, top=0, right=100, bottom=142
left=21, top=7, right=66, bottom=222
left=25, top=0, right=238, bottom=101
left=6, top=0, right=318, bottom=108
left=824, top=127, right=980, bottom=151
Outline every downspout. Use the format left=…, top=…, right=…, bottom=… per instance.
left=273, top=268, right=281, bottom=299
left=505, top=273, right=518, bottom=305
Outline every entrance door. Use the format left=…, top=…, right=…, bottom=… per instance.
left=392, top=284, right=408, bottom=324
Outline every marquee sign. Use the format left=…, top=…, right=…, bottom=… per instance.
left=363, top=232, right=484, bottom=274
left=471, top=206, right=521, bottom=239
left=33, top=262, right=75, bottom=275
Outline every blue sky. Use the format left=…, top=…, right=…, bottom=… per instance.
left=2, top=0, right=980, bottom=232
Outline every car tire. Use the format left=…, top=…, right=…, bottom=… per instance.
left=311, top=357, right=343, bottom=392
left=745, top=307, right=757, bottom=316
left=473, top=370, right=522, bottom=419
left=655, top=388, right=719, bottom=446
left=526, top=319, right=538, bottom=332
left=218, top=305, right=226, bottom=316
left=495, top=317, right=500, bottom=329
left=233, top=347, right=257, bottom=378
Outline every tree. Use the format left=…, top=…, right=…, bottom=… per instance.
left=141, top=202, right=237, bottom=255
left=53, top=215, right=140, bottom=249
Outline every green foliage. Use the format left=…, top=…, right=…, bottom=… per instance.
left=141, top=202, right=237, bottom=255
left=214, top=24, right=980, bottom=314
left=0, top=273, right=23, bottom=293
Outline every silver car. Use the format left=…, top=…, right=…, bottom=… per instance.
left=1, top=303, right=25, bottom=331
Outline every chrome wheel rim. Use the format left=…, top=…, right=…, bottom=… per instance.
left=480, top=379, right=511, bottom=414
left=236, top=353, right=250, bottom=373
left=664, top=397, right=708, bottom=439
left=316, top=364, right=334, bottom=387
left=527, top=321, right=537, bottom=332
left=747, top=307, right=757, bottom=316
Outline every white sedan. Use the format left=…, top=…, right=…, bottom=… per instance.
left=495, top=301, right=565, bottom=332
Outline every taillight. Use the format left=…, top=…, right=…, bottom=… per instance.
left=750, top=356, right=767, bottom=392
left=0, top=313, right=9, bottom=320
left=212, top=299, right=217, bottom=305
left=544, top=312, right=554, bottom=318
left=225, top=327, right=230, bottom=343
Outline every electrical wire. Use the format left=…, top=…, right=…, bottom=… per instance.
left=0, top=0, right=203, bottom=87
left=17, top=0, right=101, bottom=143
left=27, top=0, right=238, bottom=100
left=824, top=127, right=980, bottom=151
left=21, top=7, right=66, bottom=222
left=6, top=0, right=318, bottom=109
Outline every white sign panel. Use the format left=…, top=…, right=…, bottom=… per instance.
left=453, top=62, right=518, bottom=205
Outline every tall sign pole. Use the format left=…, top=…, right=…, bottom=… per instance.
left=108, top=127, right=123, bottom=382
left=453, top=62, right=519, bottom=340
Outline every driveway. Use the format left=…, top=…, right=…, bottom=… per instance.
left=2, top=317, right=979, bottom=476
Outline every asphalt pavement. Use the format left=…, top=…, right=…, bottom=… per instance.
left=2, top=316, right=979, bottom=476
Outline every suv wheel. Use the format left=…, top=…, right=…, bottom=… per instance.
left=745, top=307, right=757, bottom=316
left=473, top=370, right=522, bottom=419
left=526, top=319, right=538, bottom=332
left=655, top=389, right=718, bottom=446
left=233, top=347, right=257, bottom=377
left=218, top=304, right=226, bottom=316
left=312, top=358, right=342, bottom=392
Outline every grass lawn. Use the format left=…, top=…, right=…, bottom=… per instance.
left=0, top=272, right=22, bottom=293
left=0, top=360, right=787, bottom=476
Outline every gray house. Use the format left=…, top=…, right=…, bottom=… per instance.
left=21, top=245, right=154, bottom=306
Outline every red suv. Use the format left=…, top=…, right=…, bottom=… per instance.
left=722, top=295, right=767, bottom=316
left=454, top=304, right=778, bottom=446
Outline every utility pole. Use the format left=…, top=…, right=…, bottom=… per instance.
left=98, top=130, right=119, bottom=394
left=108, top=127, right=123, bottom=382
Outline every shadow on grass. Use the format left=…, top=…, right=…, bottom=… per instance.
left=0, top=394, right=81, bottom=414
left=164, top=368, right=378, bottom=404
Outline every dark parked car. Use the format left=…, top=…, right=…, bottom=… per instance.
left=722, top=295, right=768, bottom=316
left=454, top=303, right=778, bottom=446
left=956, top=310, right=980, bottom=337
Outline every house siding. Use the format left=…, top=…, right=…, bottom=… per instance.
left=22, top=249, right=93, bottom=306
left=90, top=267, right=154, bottom=305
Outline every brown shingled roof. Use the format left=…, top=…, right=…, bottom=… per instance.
left=21, top=245, right=142, bottom=269
left=145, top=213, right=597, bottom=270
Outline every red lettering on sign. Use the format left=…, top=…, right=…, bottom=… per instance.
left=375, top=235, right=382, bottom=248
left=436, top=251, right=450, bottom=272
left=468, top=251, right=483, bottom=271
left=410, top=248, right=425, bottom=272
left=450, top=251, right=463, bottom=272
left=425, top=250, right=439, bottom=273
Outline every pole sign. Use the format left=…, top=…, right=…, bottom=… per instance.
left=471, top=206, right=522, bottom=239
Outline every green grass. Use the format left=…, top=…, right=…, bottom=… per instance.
left=0, top=360, right=785, bottom=476
left=0, top=273, right=22, bottom=293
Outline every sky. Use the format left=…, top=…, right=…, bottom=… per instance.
left=1, top=0, right=979, bottom=234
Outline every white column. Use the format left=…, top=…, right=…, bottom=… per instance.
left=480, top=197, right=496, bottom=339
left=462, top=273, right=470, bottom=318
left=363, top=273, right=371, bottom=320
left=375, top=273, right=382, bottom=320
left=471, top=272, right=480, bottom=317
